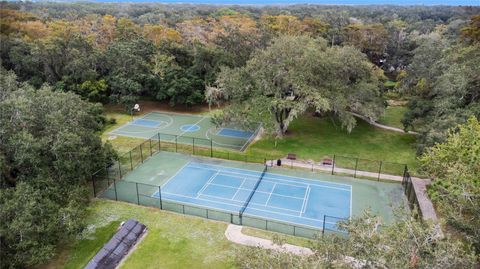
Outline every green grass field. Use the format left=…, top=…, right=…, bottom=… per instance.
left=247, top=113, right=419, bottom=173
left=378, top=106, right=408, bottom=130
left=43, top=200, right=238, bottom=269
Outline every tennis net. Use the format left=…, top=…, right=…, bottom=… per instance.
left=239, top=165, right=268, bottom=218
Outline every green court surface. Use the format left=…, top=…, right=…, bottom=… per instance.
left=97, top=151, right=407, bottom=238
left=109, top=111, right=260, bottom=151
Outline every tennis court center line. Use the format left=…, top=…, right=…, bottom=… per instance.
left=300, top=186, right=311, bottom=215
left=204, top=181, right=305, bottom=201
left=196, top=171, right=220, bottom=198
left=232, top=178, right=247, bottom=201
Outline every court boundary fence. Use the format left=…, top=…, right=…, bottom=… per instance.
left=91, top=130, right=417, bottom=238
left=401, top=169, right=422, bottom=218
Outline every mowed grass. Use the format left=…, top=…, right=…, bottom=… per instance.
left=248, top=114, right=419, bottom=173
left=51, top=199, right=238, bottom=269
left=378, top=106, right=408, bottom=129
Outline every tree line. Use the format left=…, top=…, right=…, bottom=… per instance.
left=0, top=2, right=479, bottom=267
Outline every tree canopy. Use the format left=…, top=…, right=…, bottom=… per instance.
left=0, top=68, right=114, bottom=268
left=211, top=35, right=384, bottom=136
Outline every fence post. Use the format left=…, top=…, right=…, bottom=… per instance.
left=158, top=186, right=162, bottom=209
left=149, top=139, right=152, bottom=156
left=192, top=138, right=195, bottom=155
left=175, top=136, right=178, bottom=152
left=136, top=183, right=140, bottom=205
left=378, top=161, right=383, bottom=181
left=91, top=174, right=96, bottom=197
left=331, top=155, right=336, bottom=175
left=354, top=158, right=358, bottom=178
left=140, top=144, right=144, bottom=163
left=129, top=151, right=133, bottom=170
left=158, top=133, right=161, bottom=151
left=113, top=177, right=118, bottom=201
left=118, top=161, right=122, bottom=178
left=210, top=139, right=213, bottom=157
left=106, top=166, right=110, bottom=186
left=322, top=215, right=326, bottom=236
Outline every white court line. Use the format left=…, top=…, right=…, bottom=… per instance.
left=188, top=163, right=350, bottom=192
left=264, top=183, right=277, bottom=206
left=232, top=178, right=246, bottom=201
left=196, top=171, right=220, bottom=198
left=161, top=162, right=191, bottom=188
left=300, top=186, right=311, bottom=215
left=199, top=193, right=304, bottom=214
left=215, top=128, right=253, bottom=139
left=206, top=182, right=304, bottom=201
left=189, top=162, right=352, bottom=188
left=161, top=191, right=339, bottom=225
left=175, top=116, right=208, bottom=140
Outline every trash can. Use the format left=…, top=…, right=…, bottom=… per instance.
left=277, top=159, right=282, bottom=166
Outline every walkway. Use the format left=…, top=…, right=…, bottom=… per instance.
left=225, top=224, right=366, bottom=268
left=225, top=224, right=313, bottom=255
left=272, top=158, right=406, bottom=182
left=350, top=112, right=419, bottom=135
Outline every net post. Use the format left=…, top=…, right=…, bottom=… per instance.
left=129, top=151, right=133, bottom=170
left=378, top=161, right=383, bottom=181
left=140, top=144, right=144, bottom=163
left=354, top=158, right=358, bottom=178
left=331, top=155, right=335, bottom=175
left=136, top=182, right=140, bottom=205
left=175, top=136, right=178, bottom=152
left=192, top=138, right=195, bottom=155
left=158, top=186, right=162, bottom=209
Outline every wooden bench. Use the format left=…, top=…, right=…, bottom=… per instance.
left=286, top=153, right=297, bottom=160
left=321, top=158, right=333, bottom=166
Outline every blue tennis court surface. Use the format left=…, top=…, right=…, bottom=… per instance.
left=153, top=162, right=352, bottom=230
left=217, top=128, right=254, bottom=139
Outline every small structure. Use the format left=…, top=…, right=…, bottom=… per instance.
left=321, top=158, right=334, bottom=166
left=85, top=219, right=146, bottom=269
left=286, top=153, right=297, bottom=160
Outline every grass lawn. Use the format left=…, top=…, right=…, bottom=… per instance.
left=43, top=199, right=239, bottom=269
left=247, top=113, right=420, bottom=173
left=378, top=106, right=408, bottom=130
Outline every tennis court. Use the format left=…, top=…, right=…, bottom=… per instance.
left=109, top=112, right=260, bottom=151
left=153, top=162, right=351, bottom=231
left=97, top=151, right=405, bottom=238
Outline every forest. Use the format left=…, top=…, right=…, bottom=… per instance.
left=0, top=2, right=479, bottom=268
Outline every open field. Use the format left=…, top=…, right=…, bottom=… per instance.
left=247, top=114, right=419, bottom=173
left=41, top=200, right=239, bottom=269
left=378, top=106, right=408, bottom=130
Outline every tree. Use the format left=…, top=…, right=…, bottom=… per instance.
left=420, top=117, right=480, bottom=254
left=344, top=23, right=389, bottom=66
left=212, top=35, right=384, bottom=137
left=401, top=28, right=480, bottom=153
left=461, top=15, right=480, bottom=44
left=235, top=209, right=477, bottom=268
left=0, top=69, right=114, bottom=268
